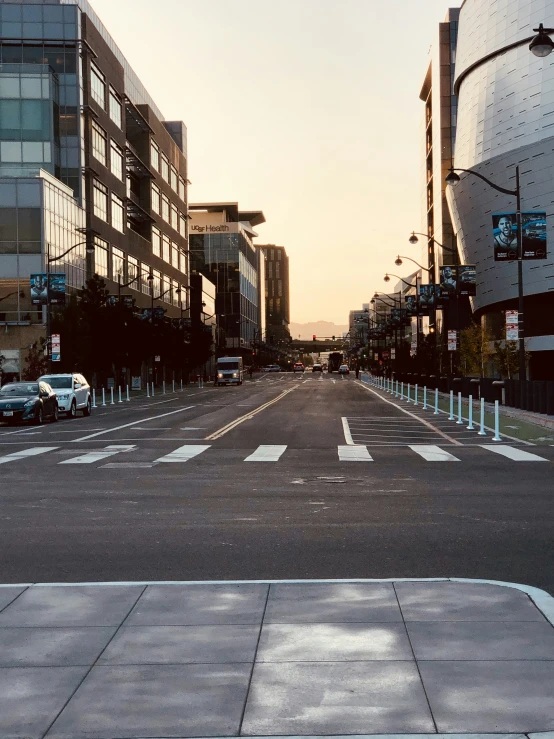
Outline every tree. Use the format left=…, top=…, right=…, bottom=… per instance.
left=459, top=321, right=494, bottom=376
left=493, top=329, right=530, bottom=379
left=22, top=338, right=49, bottom=380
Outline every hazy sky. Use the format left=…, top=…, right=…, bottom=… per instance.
left=91, top=0, right=457, bottom=324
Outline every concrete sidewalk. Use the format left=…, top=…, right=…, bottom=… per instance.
left=1, top=578, right=554, bottom=738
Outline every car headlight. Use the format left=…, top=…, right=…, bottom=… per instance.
left=58, top=394, right=68, bottom=399
left=232, top=373, right=238, bottom=378
left=24, top=400, right=35, bottom=407
left=217, top=373, right=223, bottom=378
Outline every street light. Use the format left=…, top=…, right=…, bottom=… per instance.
left=395, top=255, right=431, bottom=273
left=446, top=164, right=526, bottom=405
left=529, top=23, right=554, bottom=57
left=407, top=231, right=457, bottom=256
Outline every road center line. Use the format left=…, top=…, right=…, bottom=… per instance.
left=355, top=382, right=463, bottom=446
left=71, top=406, right=196, bottom=442
left=205, top=386, right=299, bottom=440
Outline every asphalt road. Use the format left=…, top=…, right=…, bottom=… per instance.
left=1, top=372, right=553, bottom=593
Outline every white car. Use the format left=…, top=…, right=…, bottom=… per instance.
left=38, top=373, right=92, bottom=418
left=338, top=365, right=350, bottom=374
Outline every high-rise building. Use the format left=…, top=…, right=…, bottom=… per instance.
left=446, top=0, right=554, bottom=379
left=0, top=0, right=190, bottom=379
left=188, top=202, right=265, bottom=354
left=260, top=245, right=290, bottom=343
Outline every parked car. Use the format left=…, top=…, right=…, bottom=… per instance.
left=0, top=381, right=58, bottom=425
left=262, top=365, right=281, bottom=372
left=312, top=364, right=323, bottom=372
left=338, top=365, right=350, bottom=374
left=38, top=373, right=92, bottom=418
left=293, top=363, right=305, bottom=373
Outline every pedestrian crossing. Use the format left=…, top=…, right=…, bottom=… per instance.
left=0, top=443, right=552, bottom=468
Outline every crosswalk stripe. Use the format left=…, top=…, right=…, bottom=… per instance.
left=59, top=445, right=136, bottom=465
left=338, top=445, right=373, bottom=461
left=482, top=445, right=548, bottom=462
left=0, top=447, right=58, bottom=465
left=244, top=445, right=287, bottom=462
left=409, top=445, right=461, bottom=462
left=154, top=445, right=211, bottom=463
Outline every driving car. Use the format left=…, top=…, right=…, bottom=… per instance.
left=338, top=364, right=350, bottom=374
left=262, top=365, right=281, bottom=372
left=0, top=381, right=58, bottom=425
left=312, top=363, right=323, bottom=372
left=293, top=363, right=305, bottom=373
left=38, top=373, right=92, bottom=418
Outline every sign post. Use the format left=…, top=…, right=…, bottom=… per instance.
left=51, top=334, right=61, bottom=362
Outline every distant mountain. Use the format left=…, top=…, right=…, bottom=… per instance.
left=289, top=321, right=349, bottom=341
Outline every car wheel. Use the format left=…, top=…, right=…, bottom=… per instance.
left=35, top=407, right=44, bottom=426
left=69, top=400, right=77, bottom=419
left=51, top=405, right=59, bottom=422
left=83, top=397, right=92, bottom=416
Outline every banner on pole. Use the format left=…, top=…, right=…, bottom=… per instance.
left=492, top=212, right=547, bottom=261
left=506, top=310, right=519, bottom=341
left=447, top=330, right=457, bottom=352
left=51, top=334, right=61, bottom=362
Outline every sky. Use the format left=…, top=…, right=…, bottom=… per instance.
left=90, top=0, right=457, bottom=324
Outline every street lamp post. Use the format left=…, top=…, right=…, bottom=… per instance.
left=446, top=165, right=526, bottom=406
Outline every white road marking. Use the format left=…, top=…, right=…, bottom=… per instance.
left=59, top=445, right=136, bottom=465
left=132, top=427, right=172, bottom=431
left=0, top=447, right=57, bottom=464
left=244, top=445, right=287, bottom=462
left=341, top=417, right=355, bottom=445
left=71, top=406, right=196, bottom=442
left=482, top=445, right=548, bottom=462
left=154, top=445, right=211, bottom=463
left=409, top=445, right=461, bottom=462
left=338, top=445, right=373, bottom=461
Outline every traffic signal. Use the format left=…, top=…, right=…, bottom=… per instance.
left=313, top=334, right=316, bottom=341
left=332, top=335, right=335, bottom=341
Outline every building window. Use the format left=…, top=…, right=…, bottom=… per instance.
left=128, top=255, right=139, bottom=290
left=161, top=154, right=169, bottom=183
left=161, top=193, right=169, bottom=223
left=170, top=166, right=178, bottom=193
left=152, top=269, right=161, bottom=297
left=179, top=250, right=187, bottom=275
left=275, top=262, right=280, bottom=278
left=93, top=179, right=108, bottom=222
left=277, top=250, right=282, bottom=260
left=150, top=139, right=159, bottom=171
left=111, top=193, right=124, bottom=233
left=170, top=203, right=178, bottom=231
left=178, top=176, right=186, bottom=202
left=90, top=63, right=105, bottom=109
left=91, top=120, right=107, bottom=166
left=162, top=233, right=170, bottom=263
left=110, top=140, right=124, bottom=181
left=171, top=242, right=179, bottom=269
left=112, top=246, right=125, bottom=283
left=179, top=213, right=187, bottom=237
left=276, top=297, right=281, bottom=312
left=268, top=262, right=273, bottom=279
left=278, top=280, right=282, bottom=297
left=152, top=226, right=161, bottom=257
left=270, top=249, right=274, bottom=260
left=109, top=87, right=122, bottom=128
left=94, top=236, right=109, bottom=277
left=162, top=275, right=171, bottom=302
left=141, top=264, right=151, bottom=295
left=172, top=279, right=180, bottom=306
left=151, top=183, right=160, bottom=214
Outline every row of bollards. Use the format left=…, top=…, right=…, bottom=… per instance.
left=369, top=375, right=501, bottom=441
left=91, top=378, right=187, bottom=410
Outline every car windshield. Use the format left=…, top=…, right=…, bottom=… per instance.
left=218, top=362, right=239, bottom=370
left=0, top=384, right=38, bottom=396
left=41, top=377, right=72, bottom=389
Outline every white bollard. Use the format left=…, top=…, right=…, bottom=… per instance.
left=172, top=380, right=175, bottom=393
left=126, top=385, right=130, bottom=402
left=423, top=386, right=427, bottom=410
left=151, top=382, right=155, bottom=397
left=467, top=395, right=475, bottom=430
left=414, top=384, right=419, bottom=406
left=118, top=386, right=123, bottom=403
left=180, top=379, right=183, bottom=391
left=448, top=390, right=455, bottom=420
left=407, top=383, right=411, bottom=403
left=92, top=389, right=97, bottom=408
left=163, top=381, right=166, bottom=395
left=478, top=397, right=486, bottom=436
left=400, top=382, right=404, bottom=400
left=110, top=388, right=114, bottom=405
left=395, top=380, right=399, bottom=397
left=146, top=382, right=150, bottom=398
left=492, top=399, right=502, bottom=442
left=102, top=388, right=106, bottom=407
left=434, top=387, right=439, bottom=415
left=456, top=392, right=463, bottom=424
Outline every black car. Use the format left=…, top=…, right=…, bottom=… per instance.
left=0, top=381, right=58, bottom=425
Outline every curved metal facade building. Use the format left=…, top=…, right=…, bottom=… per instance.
left=447, top=0, right=554, bottom=377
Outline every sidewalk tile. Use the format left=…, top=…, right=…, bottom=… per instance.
left=0, top=587, right=27, bottom=612
left=419, top=660, right=554, bottom=732
left=46, top=664, right=251, bottom=738
left=257, top=623, right=413, bottom=661
left=264, top=583, right=402, bottom=623
left=0, top=586, right=143, bottom=627
left=395, top=582, right=545, bottom=621
left=124, top=583, right=268, bottom=626
left=0, top=626, right=117, bottom=667
left=98, top=624, right=259, bottom=665
left=241, top=661, right=434, bottom=735
left=407, top=621, right=554, bottom=661
left=0, top=666, right=88, bottom=739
